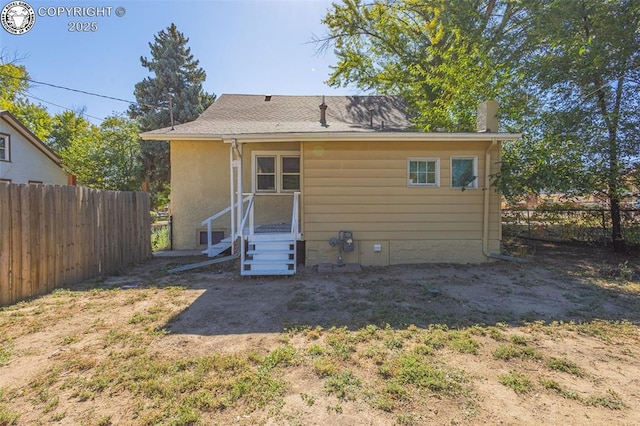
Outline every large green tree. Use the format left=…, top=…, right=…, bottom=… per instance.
left=319, top=0, right=640, bottom=252
left=316, top=0, right=527, bottom=131
left=53, top=112, right=142, bottom=191
left=0, top=59, right=52, bottom=140
left=98, top=115, right=143, bottom=191
left=500, top=0, right=640, bottom=252
left=129, top=23, right=215, bottom=206
left=1, top=55, right=145, bottom=192
left=52, top=111, right=102, bottom=187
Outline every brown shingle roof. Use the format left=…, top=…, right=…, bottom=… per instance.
left=142, top=94, right=413, bottom=137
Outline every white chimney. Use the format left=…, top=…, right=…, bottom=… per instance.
left=477, top=100, right=499, bottom=132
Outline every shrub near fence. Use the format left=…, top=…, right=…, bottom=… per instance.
left=0, top=184, right=152, bottom=307
left=503, top=207, right=640, bottom=245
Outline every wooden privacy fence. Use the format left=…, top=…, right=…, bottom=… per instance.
left=0, top=184, right=152, bottom=307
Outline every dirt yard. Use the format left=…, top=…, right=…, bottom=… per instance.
left=0, top=239, right=639, bottom=425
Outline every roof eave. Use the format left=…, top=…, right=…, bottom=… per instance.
left=140, top=131, right=522, bottom=143
left=139, top=132, right=224, bottom=141
left=0, top=111, right=64, bottom=166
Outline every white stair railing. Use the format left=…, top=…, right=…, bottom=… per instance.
left=201, top=194, right=253, bottom=254
left=238, top=194, right=255, bottom=268
left=291, top=191, right=301, bottom=240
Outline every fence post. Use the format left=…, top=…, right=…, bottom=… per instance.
left=0, top=184, right=11, bottom=306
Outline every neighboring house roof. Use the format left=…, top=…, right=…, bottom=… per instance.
left=0, top=110, right=63, bottom=167
left=141, top=94, right=413, bottom=137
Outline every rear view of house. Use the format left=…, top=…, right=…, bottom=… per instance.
left=0, top=111, right=68, bottom=185
left=141, top=95, right=520, bottom=275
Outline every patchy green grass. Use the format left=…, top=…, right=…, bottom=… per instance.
left=0, top=389, right=19, bottom=425
left=585, top=389, right=626, bottom=410
left=540, top=378, right=626, bottom=409
left=0, top=343, right=11, bottom=367
left=546, top=357, right=585, bottom=377
left=324, top=370, right=362, bottom=400
left=540, top=378, right=581, bottom=401
left=499, top=370, right=533, bottom=394
left=493, top=344, right=542, bottom=361
left=0, top=255, right=638, bottom=425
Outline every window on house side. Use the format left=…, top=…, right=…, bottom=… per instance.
left=256, top=156, right=276, bottom=191
left=254, top=153, right=300, bottom=193
left=408, top=158, right=439, bottom=186
left=0, top=135, right=8, bottom=161
left=281, top=156, right=300, bottom=191
left=451, top=157, right=478, bottom=189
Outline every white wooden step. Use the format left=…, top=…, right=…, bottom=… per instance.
left=201, top=236, right=233, bottom=257
left=241, top=268, right=295, bottom=276
left=244, top=259, right=295, bottom=266
left=246, top=249, right=294, bottom=255
left=242, top=236, right=297, bottom=276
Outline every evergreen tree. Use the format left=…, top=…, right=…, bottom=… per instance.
left=129, top=23, right=216, bottom=206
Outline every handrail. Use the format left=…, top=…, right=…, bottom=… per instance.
left=239, top=194, right=255, bottom=239
left=200, top=194, right=253, bottom=226
left=291, top=191, right=300, bottom=239
left=201, top=194, right=253, bottom=256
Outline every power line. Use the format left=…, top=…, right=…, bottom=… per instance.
left=27, top=77, right=136, bottom=104
left=582, top=64, right=640, bottom=100
left=25, top=91, right=105, bottom=122
left=0, top=72, right=165, bottom=110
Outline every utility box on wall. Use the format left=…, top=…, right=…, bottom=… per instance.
left=359, top=240, right=389, bottom=266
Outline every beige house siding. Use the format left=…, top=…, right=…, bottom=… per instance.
left=170, top=140, right=300, bottom=250
left=241, top=142, right=300, bottom=227
left=170, top=140, right=231, bottom=249
left=170, top=138, right=502, bottom=264
left=302, top=140, right=501, bottom=265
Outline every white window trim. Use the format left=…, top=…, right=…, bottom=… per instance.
left=407, top=157, right=440, bottom=187
left=0, top=133, right=9, bottom=162
left=252, top=150, right=300, bottom=194
left=450, top=156, right=478, bottom=189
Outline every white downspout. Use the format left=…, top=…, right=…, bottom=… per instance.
left=236, top=141, right=243, bottom=240
left=229, top=143, right=235, bottom=254
left=483, top=139, right=497, bottom=258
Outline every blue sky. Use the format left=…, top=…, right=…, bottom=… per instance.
left=0, top=0, right=356, bottom=123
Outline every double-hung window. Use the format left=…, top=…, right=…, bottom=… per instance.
left=0, top=134, right=9, bottom=161
left=408, top=158, right=439, bottom=187
left=254, top=151, right=300, bottom=193
left=256, top=156, right=276, bottom=191
left=451, top=156, right=478, bottom=189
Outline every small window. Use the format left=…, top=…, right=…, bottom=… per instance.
left=199, top=230, right=224, bottom=245
left=0, top=134, right=9, bottom=161
left=451, top=156, right=478, bottom=189
left=253, top=152, right=300, bottom=193
left=281, top=156, right=300, bottom=191
left=408, top=158, right=439, bottom=186
left=256, top=156, right=276, bottom=191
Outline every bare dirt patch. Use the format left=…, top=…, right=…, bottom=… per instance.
left=0, top=239, right=638, bottom=425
